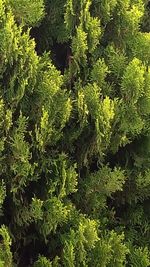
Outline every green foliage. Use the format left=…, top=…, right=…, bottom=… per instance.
left=8, top=0, right=45, bottom=26
left=62, top=216, right=99, bottom=267
left=33, top=255, right=52, bottom=267
left=79, top=166, right=126, bottom=215
left=114, top=0, right=144, bottom=43
left=123, top=204, right=150, bottom=247
left=121, top=58, right=145, bottom=104
left=89, top=231, right=129, bottom=267
left=129, top=32, right=150, bottom=64
left=0, top=226, right=12, bottom=267
left=10, top=113, right=34, bottom=194
left=38, top=197, right=70, bottom=240
left=90, top=58, right=109, bottom=89
left=92, top=0, right=117, bottom=25
left=0, top=180, right=6, bottom=215
left=72, top=25, right=88, bottom=68
left=0, top=0, right=149, bottom=266
left=129, top=247, right=150, bottom=267
left=105, top=45, right=127, bottom=81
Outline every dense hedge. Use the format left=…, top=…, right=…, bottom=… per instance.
left=0, top=0, right=149, bottom=266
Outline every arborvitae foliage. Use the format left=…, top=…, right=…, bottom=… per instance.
left=0, top=0, right=149, bottom=266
